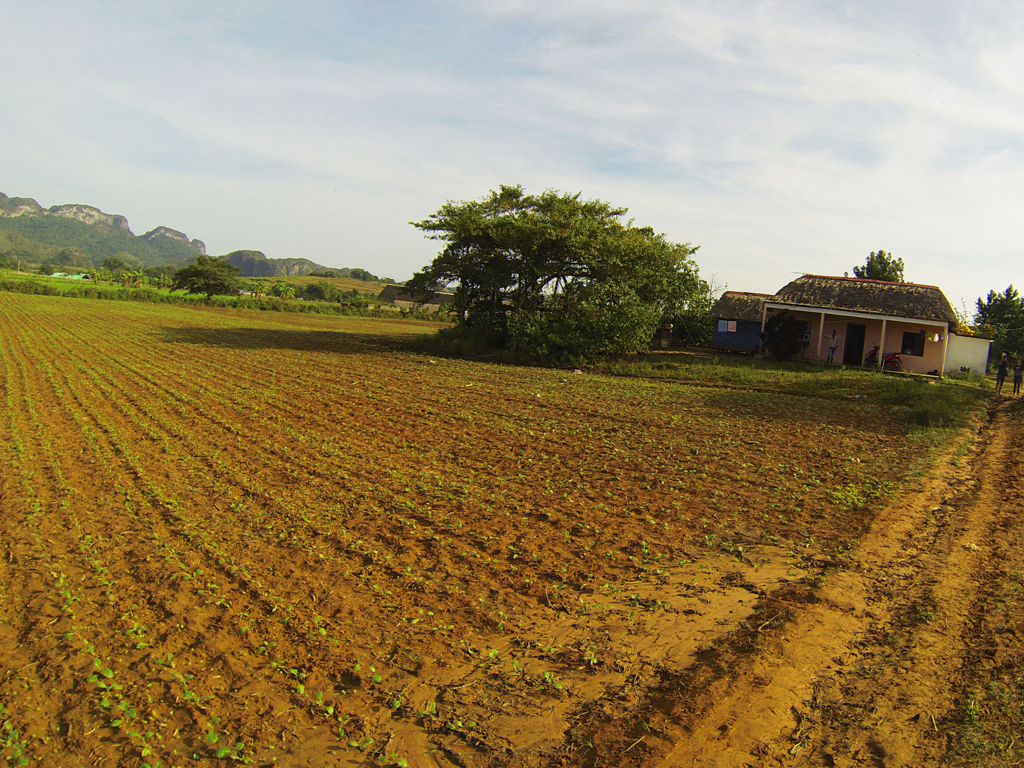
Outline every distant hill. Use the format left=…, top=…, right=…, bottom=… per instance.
left=0, top=190, right=387, bottom=281
left=0, top=192, right=204, bottom=267
left=222, top=250, right=331, bottom=277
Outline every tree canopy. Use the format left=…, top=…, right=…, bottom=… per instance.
left=852, top=250, right=905, bottom=282
left=269, top=281, right=296, bottom=299
left=975, top=285, right=1024, bottom=365
left=57, top=246, right=90, bottom=267
left=174, top=255, right=242, bottom=301
left=408, top=185, right=707, bottom=365
left=101, top=256, right=127, bottom=274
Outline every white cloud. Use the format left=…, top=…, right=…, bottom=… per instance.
left=2, top=1, right=1024, bottom=305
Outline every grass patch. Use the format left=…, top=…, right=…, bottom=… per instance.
left=0, top=273, right=444, bottom=322
left=950, top=676, right=1024, bottom=766
left=605, top=353, right=990, bottom=429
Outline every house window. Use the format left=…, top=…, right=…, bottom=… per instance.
left=718, top=320, right=738, bottom=333
left=901, top=330, right=926, bottom=357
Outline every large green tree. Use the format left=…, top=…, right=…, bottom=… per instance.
left=101, top=256, right=127, bottom=274
left=975, top=285, right=1024, bottom=366
left=174, top=255, right=242, bottom=301
left=408, top=185, right=707, bottom=365
left=56, top=246, right=89, bottom=268
left=852, top=250, right=905, bottom=282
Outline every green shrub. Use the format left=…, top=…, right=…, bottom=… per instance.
left=762, top=312, right=810, bottom=361
left=508, top=294, right=661, bottom=367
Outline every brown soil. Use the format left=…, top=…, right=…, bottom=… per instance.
left=0, top=294, right=1011, bottom=768
left=552, top=397, right=1019, bottom=768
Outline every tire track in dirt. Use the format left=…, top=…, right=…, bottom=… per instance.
left=770, top=398, right=1022, bottom=767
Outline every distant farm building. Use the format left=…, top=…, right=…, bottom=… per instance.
left=51, top=272, right=91, bottom=280
left=377, top=285, right=454, bottom=312
left=710, top=291, right=771, bottom=353
left=712, top=276, right=990, bottom=377
left=766, top=275, right=990, bottom=376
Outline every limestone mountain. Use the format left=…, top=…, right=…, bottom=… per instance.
left=0, top=189, right=339, bottom=277
left=47, top=203, right=131, bottom=231
left=0, top=191, right=202, bottom=267
left=140, top=226, right=207, bottom=255
left=221, top=250, right=330, bottom=277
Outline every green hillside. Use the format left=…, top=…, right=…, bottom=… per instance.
left=0, top=190, right=393, bottom=281
left=0, top=217, right=196, bottom=269
left=0, top=227, right=60, bottom=264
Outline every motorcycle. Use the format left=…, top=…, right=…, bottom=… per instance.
left=863, top=345, right=901, bottom=371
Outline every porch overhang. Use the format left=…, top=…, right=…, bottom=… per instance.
left=763, top=303, right=949, bottom=329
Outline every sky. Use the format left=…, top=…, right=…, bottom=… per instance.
left=2, top=1, right=1023, bottom=311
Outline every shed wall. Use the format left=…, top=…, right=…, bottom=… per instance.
left=712, top=320, right=762, bottom=351
left=944, top=335, right=992, bottom=375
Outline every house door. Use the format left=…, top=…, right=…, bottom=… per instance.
left=844, top=323, right=866, bottom=366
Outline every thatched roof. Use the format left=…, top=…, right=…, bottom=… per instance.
left=711, top=291, right=771, bottom=322
left=378, top=285, right=454, bottom=306
left=771, top=275, right=958, bottom=324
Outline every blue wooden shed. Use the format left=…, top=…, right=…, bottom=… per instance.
left=711, top=291, right=769, bottom=353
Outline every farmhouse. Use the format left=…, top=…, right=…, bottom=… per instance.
left=710, top=291, right=771, bottom=353
left=377, top=284, right=454, bottom=312
left=762, top=275, right=990, bottom=377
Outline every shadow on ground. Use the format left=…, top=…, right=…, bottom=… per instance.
left=160, top=326, right=430, bottom=355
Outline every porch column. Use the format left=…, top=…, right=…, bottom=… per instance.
left=816, top=311, right=825, bottom=362
left=878, top=319, right=888, bottom=371
left=760, top=303, right=769, bottom=354
left=939, top=324, right=950, bottom=378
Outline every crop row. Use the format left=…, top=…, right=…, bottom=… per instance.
left=0, top=293, right=915, bottom=766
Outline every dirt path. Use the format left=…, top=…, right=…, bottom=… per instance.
left=610, top=397, right=1020, bottom=767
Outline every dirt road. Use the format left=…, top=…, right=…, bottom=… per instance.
left=772, top=397, right=1024, bottom=768
left=563, top=398, right=1022, bottom=768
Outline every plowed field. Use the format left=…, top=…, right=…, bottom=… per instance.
left=0, top=293, right=932, bottom=767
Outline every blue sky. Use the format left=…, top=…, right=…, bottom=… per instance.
left=2, top=1, right=1023, bottom=310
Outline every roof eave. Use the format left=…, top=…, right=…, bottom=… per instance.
left=765, top=301, right=950, bottom=327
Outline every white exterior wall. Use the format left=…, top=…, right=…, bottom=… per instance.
left=944, top=335, right=992, bottom=375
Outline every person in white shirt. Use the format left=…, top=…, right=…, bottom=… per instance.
left=824, top=330, right=840, bottom=364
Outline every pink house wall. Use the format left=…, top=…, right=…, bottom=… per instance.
left=772, top=309, right=948, bottom=373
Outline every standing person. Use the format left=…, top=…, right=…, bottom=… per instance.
left=996, top=352, right=1009, bottom=395
left=824, top=329, right=840, bottom=364
left=1014, top=358, right=1023, bottom=398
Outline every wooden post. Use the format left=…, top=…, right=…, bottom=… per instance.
left=759, top=303, right=769, bottom=355
left=816, top=311, right=825, bottom=362
left=878, top=319, right=888, bottom=371
left=939, top=324, right=949, bottom=378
